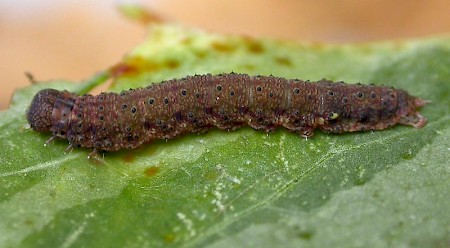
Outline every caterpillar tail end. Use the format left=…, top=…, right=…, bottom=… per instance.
left=398, top=96, right=429, bottom=128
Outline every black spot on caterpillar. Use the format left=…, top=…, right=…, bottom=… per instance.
left=27, top=73, right=428, bottom=155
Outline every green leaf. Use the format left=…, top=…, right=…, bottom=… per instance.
left=1, top=25, right=449, bottom=248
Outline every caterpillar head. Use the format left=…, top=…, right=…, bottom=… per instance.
left=27, top=89, right=77, bottom=137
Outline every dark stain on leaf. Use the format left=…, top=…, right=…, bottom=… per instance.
left=211, top=41, right=237, bottom=53
left=144, top=166, right=160, bottom=177
left=193, top=50, right=208, bottom=59
left=122, top=153, right=136, bottom=163
left=244, top=38, right=265, bottom=54
left=274, top=56, right=293, bottom=67
left=166, top=59, right=180, bottom=69
left=109, top=56, right=160, bottom=78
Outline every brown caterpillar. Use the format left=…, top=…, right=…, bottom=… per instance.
left=27, top=73, right=428, bottom=156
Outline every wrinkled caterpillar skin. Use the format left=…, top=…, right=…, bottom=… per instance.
left=27, top=73, right=428, bottom=152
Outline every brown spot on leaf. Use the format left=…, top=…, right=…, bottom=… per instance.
left=110, top=56, right=161, bottom=78
left=245, top=38, right=265, bottom=53
left=211, top=41, right=237, bottom=53
left=144, top=166, right=160, bottom=177
left=109, top=62, right=138, bottom=78
left=274, top=56, right=292, bottom=67
left=122, top=153, right=135, bottom=163
left=118, top=5, right=165, bottom=25
left=165, top=59, right=180, bottom=69
left=193, top=50, right=207, bottom=59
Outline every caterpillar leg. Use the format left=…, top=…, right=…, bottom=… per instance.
left=87, top=148, right=105, bottom=164
left=299, top=127, right=315, bottom=139
left=398, top=112, right=427, bottom=128
left=247, top=121, right=276, bottom=133
left=44, top=136, right=57, bottom=146
left=64, top=144, right=74, bottom=154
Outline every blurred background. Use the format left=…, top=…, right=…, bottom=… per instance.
left=1, top=0, right=449, bottom=110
